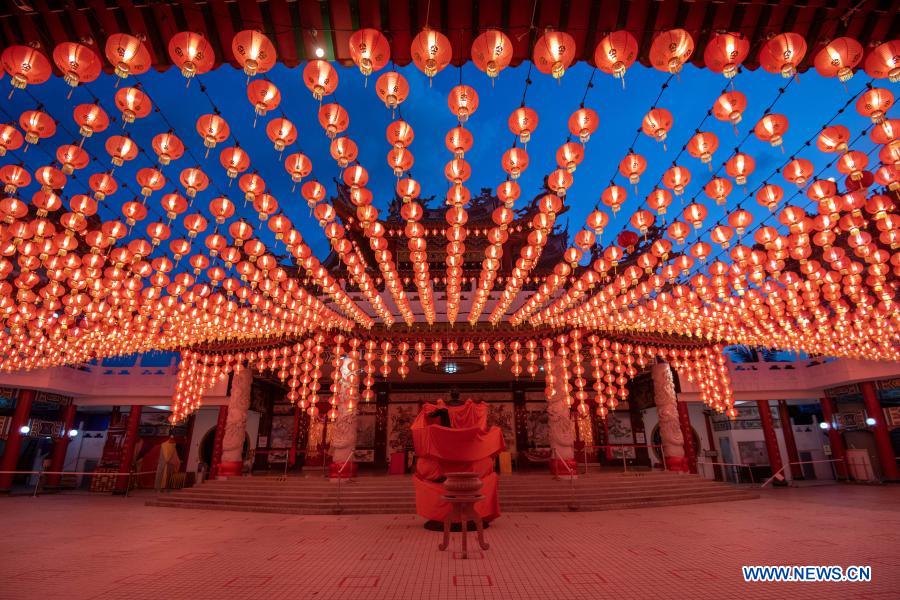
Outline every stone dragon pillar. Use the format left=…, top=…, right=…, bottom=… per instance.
left=546, top=355, right=576, bottom=477
left=219, top=365, right=251, bottom=477
left=652, top=361, right=688, bottom=472
left=328, top=356, right=359, bottom=479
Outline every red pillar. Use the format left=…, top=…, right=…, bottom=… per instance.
left=46, top=403, right=77, bottom=487
left=777, top=400, right=802, bottom=480
left=209, top=405, right=228, bottom=478
left=114, top=406, right=142, bottom=493
left=860, top=381, right=899, bottom=481
left=676, top=401, right=698, bottom=474
left=757, top=400, right=785, bottom=484
left=0, top=388, right=35, bottom=492
left=820, top=396, right=847, bottom=479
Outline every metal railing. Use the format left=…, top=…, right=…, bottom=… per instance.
left=696, top=460, right=760, bottom=484
left=580, top=444, right=667, bottom=474
left=760, top=458, right=846, bottom=488
left=551, top=448, right=578, bottom=510
left=333, top=454, right=356, bottom=514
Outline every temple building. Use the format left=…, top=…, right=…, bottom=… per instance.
left=0, top=0, right=898, bottom=597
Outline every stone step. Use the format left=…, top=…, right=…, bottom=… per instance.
left=166, top=483, right=732, bottom=502
left=146, top=491, right=757, bottom=515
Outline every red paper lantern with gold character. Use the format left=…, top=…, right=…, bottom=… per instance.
left=0, top=125, right=23, bottom=157
left=152, top=132, right=184, bottom=165
left=265, top=118, right=297, bottom=153
left=448, top=85, right=479, bottom=122
left=759, top=33, right=807, bottom=78
left=594, top=31, right=638, bottom=83
left=302, top=60, right=338, bottom=100
left=568, top=107, right=599, bottom=143
left=348, top=28, right=390, bottom=76
left=704, top=32, right=749, bottom=78
left=856, top=88, right=893, bottom=124
left=246, top=79, right=281, bottom=118
left=232, top=30, right=276, bottom=77
left=446, top=127, right=473, bottom=158
left=649, top=29, right=694, bottom=74
left=73, top=103, right=109, bottom=138
left=114, top=87, right=152, bottom=123
left=318, top=103, right=349, bottom=138
left=330, top=137, right=358, bottom=167
left=2, top=45, right=51, bottom=91
left=619, top=153, right=647, bottom=185
left=726, top=152, right=755, bottom=186
left=783, top=158, right=813, bottom=187
left=56, top=144, right=89, bottom=175
left=663, top=165, right=691, bottom=196
left=411, top=28, right=452, bottom=79
left=19, top=110, right=55, bottom=146
left=754, top=114, right=789, bottom=148
left=471, top=30, right=512, bottom=79
left=105, top=34, right=151, bottom=79
left=864, top=40, right=900, bottom=82
left=168, top=31, right=214, bottom=80
left=52, top=42, right=101, bottom=89
left=386, top=120, right=414, bottom=149
left=687, top=132, right=719, bottom=164
left=814, top=37, right=862, bottom=82
left=105, top=135, right=138, bottom=167
left=375, top=71, right=409, bottom=110
left=509, top=107, right=539, bottom=144
left=533, top=31, right=576, bottom=79
left=713, top=90, right=747, bottom=128
left=704, top=178, right=732, bottom=206
left=642, top=108, right=673, bottom=146
left=196, top=114, right=230, bottom=154
left=220, top=146, right=250, bottom=179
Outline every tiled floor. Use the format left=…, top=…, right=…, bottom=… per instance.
left=1, top=485, right=898, bottom=599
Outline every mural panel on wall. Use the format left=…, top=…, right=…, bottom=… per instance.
left=487, top=402, right=516, bottom=452
left=607, top=412, right=636, bottom=458
left=355, top=403, right=376, bottom=463
left=738, top=440, right=769, bottom=466
left=387, top=404, right=418, bottom=453
left=525, top=402, right=549, bottom=449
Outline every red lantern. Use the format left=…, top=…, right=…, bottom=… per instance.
left=180, top=167, right=209, bottom=197
left=302, top=59, right=338, bottom=100
left=105, top=33, right=151, bottom=79
left=284, top=153, right=312, bottom=183
left=759, top=33, right=807, bottom=78
left=864, top=40, right=900, bottom=82
left=601, top=185, right=627, bottom=214
left=756, top=184, right=784, bottom=211
left=856, top=88, right=893, bottom=124
left=232, top=30, right=277, bottom=76
left=2, top=45, right=51, bottom=91
left=642, top=108, right=673, bottom=146
left=594, top=30, right=638, bottom=83
left=448, top=85, right=478, bottom=122
left=152, top=132, right=185, bottom=165
left=471, top=30, right=512, bottom=79
left=168, top=31, right=214, bottom=80
left=196, top=114, right=230, bottom=150
left=56, top=144, right=89, bottom=175
left=686, top=132, right=719, bottom=164
left=105, top=135, right=138, bottom=167
left=817, top=125, right=850, bottom=154
left=649, top=29, right=694, bottom=74
left=387, top=148, right=414, bottom=176
left=386, top=120, right=414, bottom=149
left=725, top=153, right=755, bottom=185
left=663, top=166, right=691, bottom=195
left=318, top=103, right=349, bottom=138
left=0, top=125, right=23, bottom=156
left=713, top=90, right=747, bottom=128
left=647, top=188, right=673, bottom=214
left=52, top=42, right=101, bottom=88
left=266, top=118, right=297, bottom=153
left=220, top=146, right=250, bottom=179
left=704, top=178, right=732, bottom=206
left=114, top=87, right=152, bottom=123
left=509, top=107, right=539, bottom=144
left=446, top=126, right=474, bottom=158
left=704, top=32, right=749, bottom=78
left=348, top=28, right=390, bottom=76
left=754, top=113, right=789, bottom=148
left=619, top=153, right=647, bottom=185
left=568, top=107, right=599, bottom=143
left=239, top=172, right=265, bottom=202
left=161, top=193, right=189, bottom=220
left=502, top=147, right=529, bottom=179
left=19, top=110, right=55, bottom=145
left=88, top=172, right=117, bottom=200
left=782, top=158, right=814, bottom=186
left=330, top=137, right=358, bottom=167
left=375, top=71, right=409, bottom=110
left=533, top=31, right=576, bottom=79
left=556, top=142, right=584, bottom=172
left=73, top=103, right=109, bottom=138
left=247, top=79, right=281, bottom=118
left=411, top=28, right=452, bottom=79
left=814, top=37, right=862, bottom=82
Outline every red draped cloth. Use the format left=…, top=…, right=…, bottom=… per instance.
left=411, top=400, right=505, bottom=521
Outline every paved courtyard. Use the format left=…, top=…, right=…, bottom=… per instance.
left=0, top=485, right=898, bottom=599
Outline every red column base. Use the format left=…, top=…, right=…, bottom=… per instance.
left=665, top=456, right=690, bottom=472
left=550, top=458, right=578, bottom=478
left=328, top=461, right=358, bottom=479
left=218, top=460, right=243, bottom=477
